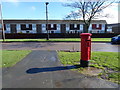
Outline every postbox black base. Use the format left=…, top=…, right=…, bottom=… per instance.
left=80, top=60, right=89, bottom=67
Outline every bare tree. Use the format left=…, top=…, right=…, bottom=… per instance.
left=64, top=0, right=116, bottom=33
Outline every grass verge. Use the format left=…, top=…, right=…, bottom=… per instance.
left=0, top=38, right=111, bottom=42
left=1, top=50, right=31, bottom=68
left=58, top=51, right=120, bottom=84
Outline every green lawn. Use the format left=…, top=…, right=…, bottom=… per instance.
left=58, top=51, right=120, bottom=84
left=1, top=50, right=31, bottom=67
left=0, top=38, right=111, bottom=42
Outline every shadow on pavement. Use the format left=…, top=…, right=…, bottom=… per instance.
left=26, top=65, right=80, bottom=74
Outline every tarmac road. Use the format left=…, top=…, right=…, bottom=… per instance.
left=1, top=42, right=119, bottom=52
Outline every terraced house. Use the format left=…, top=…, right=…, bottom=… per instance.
left=1, top=20, right=107, bottom=34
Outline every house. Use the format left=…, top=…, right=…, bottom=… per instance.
left=0, top=19, right=107, bottom=34
left=107, top=23, right=120, bottom=33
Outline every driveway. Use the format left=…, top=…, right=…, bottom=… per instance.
left=2, top=42, right=119, bottom=52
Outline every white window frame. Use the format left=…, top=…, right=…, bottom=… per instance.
left=51, top=24, right=54, bottom=28
left=74, top=24, right=77, bottom=28
left=96, top=24, right=99, bottom=28
left=26, top=24, right=29, bottom=28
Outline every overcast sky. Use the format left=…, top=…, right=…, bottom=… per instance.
left=1, top=0, right=119, bottom=24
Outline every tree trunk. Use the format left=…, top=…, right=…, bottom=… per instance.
left=84, top=24, right=89, bottom=33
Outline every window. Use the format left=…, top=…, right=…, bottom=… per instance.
left=97, top=24, right=102, bottom=29
left=47, top=24, right=51, bottom=30
left=92, top=24, right=102, bottom=29
left=53, top=24, right=57, bottom=30
left=21, top=24, right=26, bottom=30
left=70, top=24, right=80, bottom=30
left=21, top=24, right=32, bottom=30
left=26, top=24, right=29, bottom=28
left=28, top=24, right=32, bottom=30
left=74, top=24, right=77, bottom=28
left=70, top=24, right=74, bottom=30
left=42, top=24, right=45, bottom=27
left=92, top=24, right=96, bottom=29
left=47, top=24, right=57, bottom=30
left=96, top=24, right=99, bottom=28
left=51, top=24, right=54, bottom=28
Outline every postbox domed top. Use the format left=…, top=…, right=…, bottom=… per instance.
left=80, top=33, right=92, bottom=36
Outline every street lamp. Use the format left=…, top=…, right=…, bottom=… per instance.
left=45, top=2, right=49, bottom=40
left=0, top=4, right=5, bottom=42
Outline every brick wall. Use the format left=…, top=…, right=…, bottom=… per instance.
left=2, top=33, right=120, bottom=39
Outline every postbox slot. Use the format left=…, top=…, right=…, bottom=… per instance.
left=86, top=40, right=91, bottom=41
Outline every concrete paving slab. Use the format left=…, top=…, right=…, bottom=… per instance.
left=2, top=50, right=119, bottom=88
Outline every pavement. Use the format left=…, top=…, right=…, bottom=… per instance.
left=2, top=50, right=119, bottom=88
left=2, top=42, right=119, bottom=52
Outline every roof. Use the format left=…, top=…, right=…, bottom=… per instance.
left=1, top=19, right=107, bottom=24
left=107, top=23, right=120, bottom=27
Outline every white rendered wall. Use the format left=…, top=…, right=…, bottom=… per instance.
left=42, top=24, right=47, bottom=33
left=56, top=24, right=60, bottom=33
left=66, top=24, right=69, bottom=32
left=5, top=24, right=10, bottom=33
left=101, top=24, right=105, bottom=33
left=32, top=24, right=36, bottom=33
left=80, top=24, right=83, bottom=32
left=102, top=24, right=105, bottom=30
left=16, top=24, right=21, bottom=33
left=21, top=31, right=26, bottom=33
left=88, top=24, right=92, bottom=32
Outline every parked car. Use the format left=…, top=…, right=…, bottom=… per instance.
left=111, top=35, right=120, bottom=44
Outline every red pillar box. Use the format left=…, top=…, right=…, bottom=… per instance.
left=80, top=33, right=92, bottom=67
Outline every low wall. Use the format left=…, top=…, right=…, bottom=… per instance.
left=2, top=33, right=120, bottom=39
